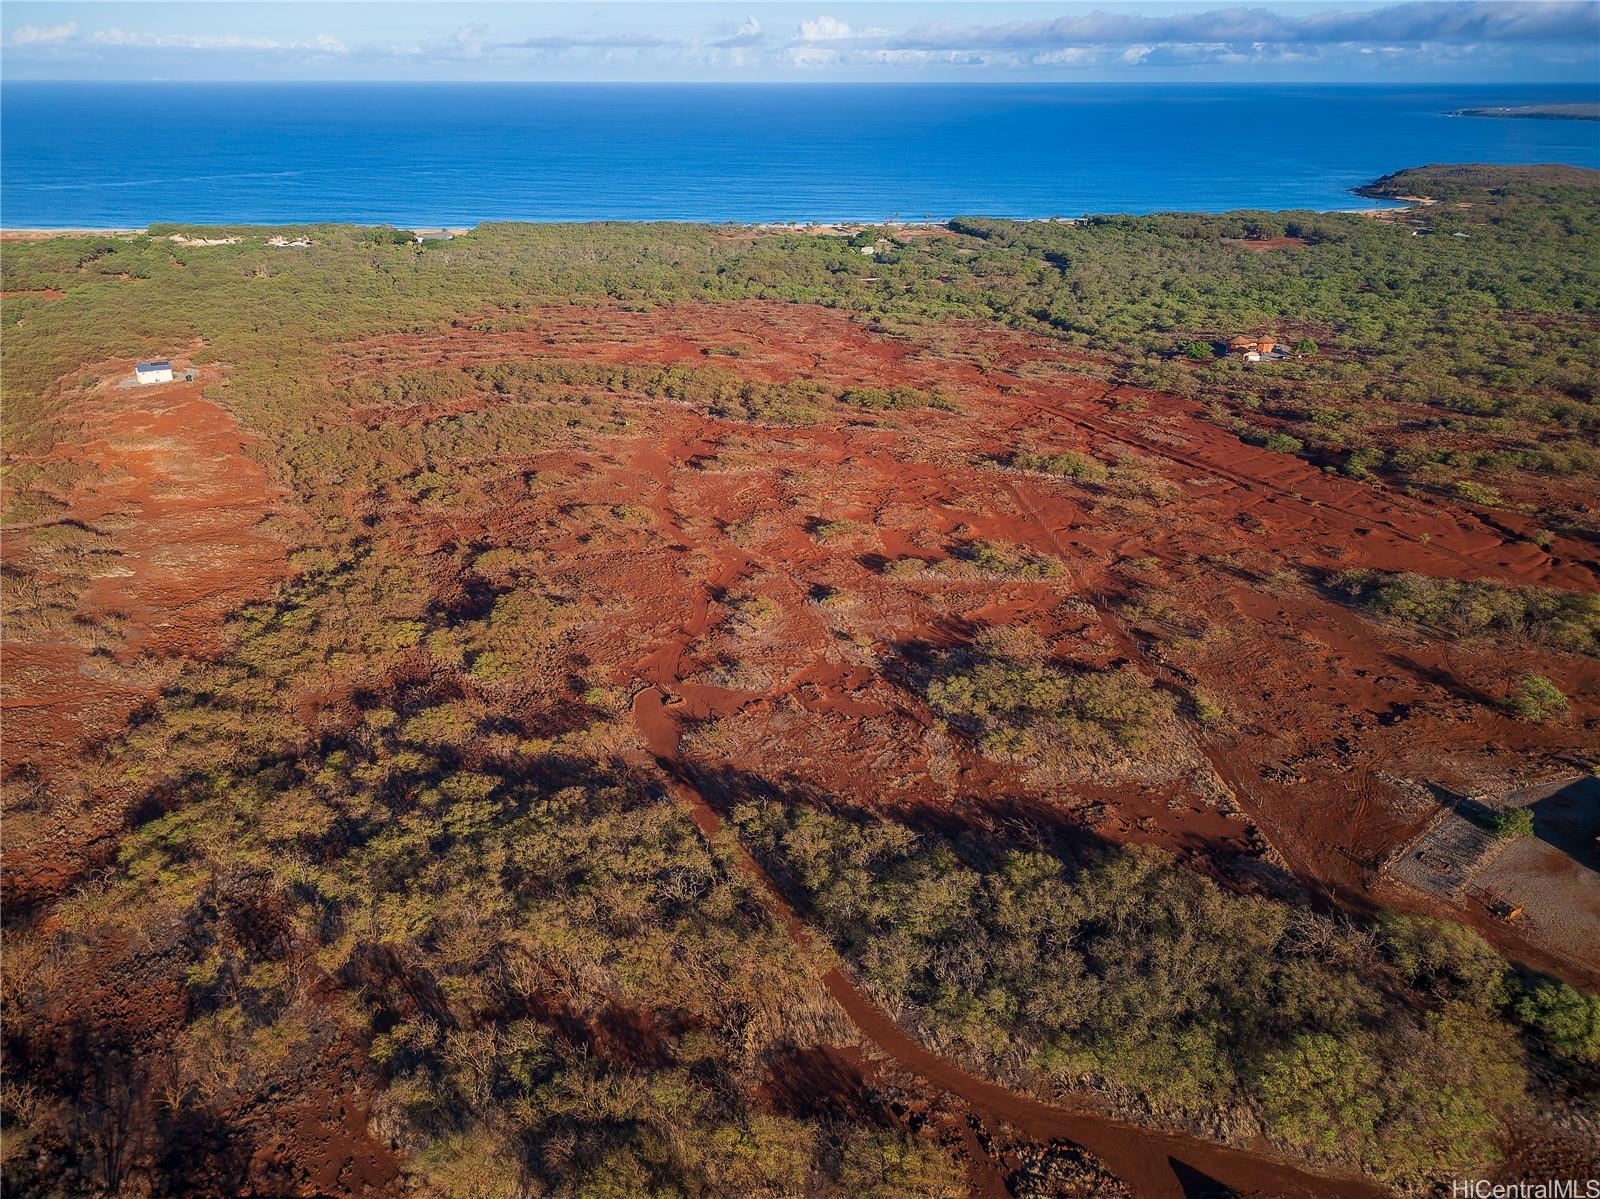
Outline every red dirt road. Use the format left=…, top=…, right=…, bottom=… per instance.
left=635, top=686, right=1382, bottom=1199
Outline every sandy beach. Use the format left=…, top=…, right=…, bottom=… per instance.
left=1, top=227, right=147, bottom=241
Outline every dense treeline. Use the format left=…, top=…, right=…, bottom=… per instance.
left=732, top=798, right=1597, bottom=1184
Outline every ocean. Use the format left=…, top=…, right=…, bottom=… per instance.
left=3, top=82, right=1597, bottom=227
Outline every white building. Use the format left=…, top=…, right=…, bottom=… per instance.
left=134, top=360, right=174, bottom=385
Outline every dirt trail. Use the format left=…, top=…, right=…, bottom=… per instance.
left=633, top=688, right=1379, bottom=1199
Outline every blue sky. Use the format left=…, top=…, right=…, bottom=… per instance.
left=3, top=1, right=1597, bottom=82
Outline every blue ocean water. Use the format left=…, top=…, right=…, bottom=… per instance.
left=2, top=82, right=1597, bottom=227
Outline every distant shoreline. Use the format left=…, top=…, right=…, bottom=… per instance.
left=1449, top=103, right=1600, bottom=122
left=1, top=227, right=147, bottom=241
left=0, top=203, right=1416, bottom=240
left=0, top=225, right=473, bottom=241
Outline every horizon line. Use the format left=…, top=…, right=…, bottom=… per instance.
left=6, top=77, right=1599, bottom=87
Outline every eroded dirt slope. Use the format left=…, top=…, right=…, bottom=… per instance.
left=2, top=365, right=292, bottom=907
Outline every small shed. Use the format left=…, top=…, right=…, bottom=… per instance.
left=134, top=360, right=174, bottom=385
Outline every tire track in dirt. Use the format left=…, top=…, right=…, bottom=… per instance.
left=1014, top=387, right=1577, bottom=591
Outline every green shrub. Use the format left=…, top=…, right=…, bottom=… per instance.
left=1342, top=447, right=1385, bottom=479
left=1190, top=690, right=1223, bottom=725
left=836, top=1129, right=967, bottom=1199
left=811, top=518, right=862, bottom=542
left=1331, top=570, right=1600, bottom=656
left=1012, top=449, right=1108, bottom=482
left=838, top=385, right=948, bottom=411
left=1257, top=1034, right=1382, bottom=1156
left=1452, top=479, right=1502, bottom=506
left=951, top=541, right=1063, bottom=579
left=1515, top=981, right=1600, bottom=1063
left=1378, top=915, right=1509, bottom=1012
left=1504, top=674, right=1570, bottom=721
left=925, top=628, right=1172, bottom=763
left=1491, top=807, right=1535, bottom=840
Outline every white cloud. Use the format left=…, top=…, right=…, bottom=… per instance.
left=8, top=21, right=77, bottom=46
left=395, top=23, right=490, bottom=60
left=785, top=44, right=841, bottom=67
left=504, top=32, right=667, bottom=50
left=799, top=16, right=851, bottom=42
left=1032, top=47, right=1101, bottom=66
left=885, top=1, right=1597, bottom=52
left=771, top=1, right=1598, bottom=74
left=857, top=48, right=990, bottom=65
left=711, top=15, right=763, bottom=48
left=798, top=16, right=886, bottom=42
left=90, top=29, right=348, bottom=54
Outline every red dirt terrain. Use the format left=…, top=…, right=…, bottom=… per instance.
left=324, top=299, right=1600, bottom=1189
left=9, top=298, right=1595, bottom=1196
left=340, top=301, right=1597, bottom=940
left=2, top=363, right=291, bottom=906
left=339, top=302, right=1600, bottom=975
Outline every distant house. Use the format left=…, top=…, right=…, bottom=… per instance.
left=1230, top=335, right=1289, bottom=361
left=134, top=360, right=173, bottom=385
